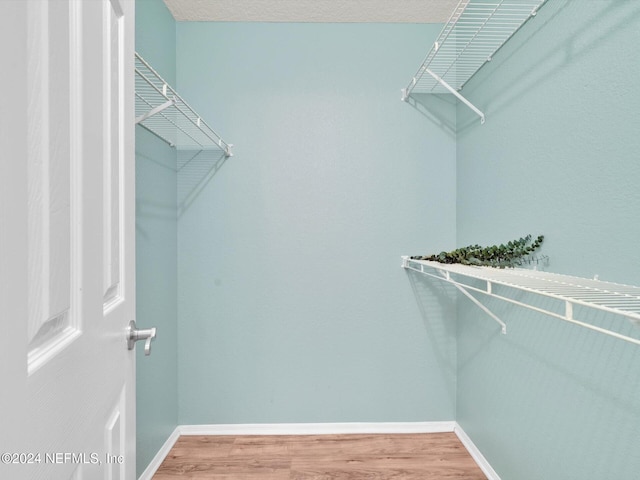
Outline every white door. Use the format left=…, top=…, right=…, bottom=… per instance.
left=0, top=0, right=138, bottom=479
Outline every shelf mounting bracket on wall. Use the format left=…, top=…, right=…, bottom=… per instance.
left=402, top=0, right=547, bottom=124
left=135, top=98, right=175, bottom=126
left=135, top=52, right=233, bottom=156
left=402, top=256, right=506, bottom=333
left=405, top=69, right=485, bottom=124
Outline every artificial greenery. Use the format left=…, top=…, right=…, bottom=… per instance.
left=411, top=234, right=545, bottom=268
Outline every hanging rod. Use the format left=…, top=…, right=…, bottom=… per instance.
left=135, top=52, right=233, bottom=156
left=401, top=256, right=640, bottom=346
left=402, top=0, right=547, bottom=123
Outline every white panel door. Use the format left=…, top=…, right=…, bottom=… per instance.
left=0, top=0, right=137, bottom=479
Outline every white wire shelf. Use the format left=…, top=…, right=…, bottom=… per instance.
left=401, top=256, right=640, bottom=346
left=402, top=0, right=547, bottom=123
left=135, top=52, right=232, bottom=156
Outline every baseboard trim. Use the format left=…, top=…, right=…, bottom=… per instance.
left=178, top=421, right=456, bottom=436
left=137, top=426, right=181, bottom=480
left=454, top=423, right=501, bottom=480
left=138, top=421, right=499, bottom=480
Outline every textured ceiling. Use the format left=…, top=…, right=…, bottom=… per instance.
left=162, top=0, right=460, bottom=23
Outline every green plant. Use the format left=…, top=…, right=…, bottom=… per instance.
left=411, top=234, right=545, bottom=268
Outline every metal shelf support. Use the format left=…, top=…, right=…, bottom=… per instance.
left=426, top=69, right=485, bottom=124
left=402, top=256, right=505, bottom=333
left=135, top=98, right=174, bottom=125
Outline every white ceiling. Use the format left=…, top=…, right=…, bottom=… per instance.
left=162, top=0, right=460, bottom=23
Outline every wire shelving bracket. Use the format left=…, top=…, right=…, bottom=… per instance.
left=135, top=52, right=233, bottom=156
left=401, top=256, right=640, bottom=346
left=401, top=0, right=547, bottom=124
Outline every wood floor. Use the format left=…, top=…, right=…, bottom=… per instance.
left=153, top=432, right=487, bottom=479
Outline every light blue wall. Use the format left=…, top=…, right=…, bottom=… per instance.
left=135, top=0, right=177, bottom=476
left=135, top=0, right=176, bottom=85
left=455, top=1, right=640, bottom=478
left=175, top=23, right=458, bottom=425
left=134, top=4, right=640, bottom=477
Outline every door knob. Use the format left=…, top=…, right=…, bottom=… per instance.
left=126, top=320, right=157, bottom=355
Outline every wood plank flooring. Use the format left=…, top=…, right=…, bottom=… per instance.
left=153, top=433, right=487, bottom=479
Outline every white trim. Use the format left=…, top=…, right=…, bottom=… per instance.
left=454, top=423, right=501, bottom=480
left=137, top=427, right=180, bottom=480
left=178, top=421, right=456, bottom=436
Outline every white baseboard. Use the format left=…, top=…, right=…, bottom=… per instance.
left=454, top=423, right=501, bottom=480
left=138, top=421, right=499, bottom=480
left=178, top=421, right=456, bottom=436
left=137, top=427, right=181, bottom=480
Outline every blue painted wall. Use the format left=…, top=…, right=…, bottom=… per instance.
left=455, top=1, right=640, bottom=478
left=175, top=23, right=458, bottom=425
left=135, top=0, right=177, bottom=476
left=134, top=3, right=640, bottom=478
